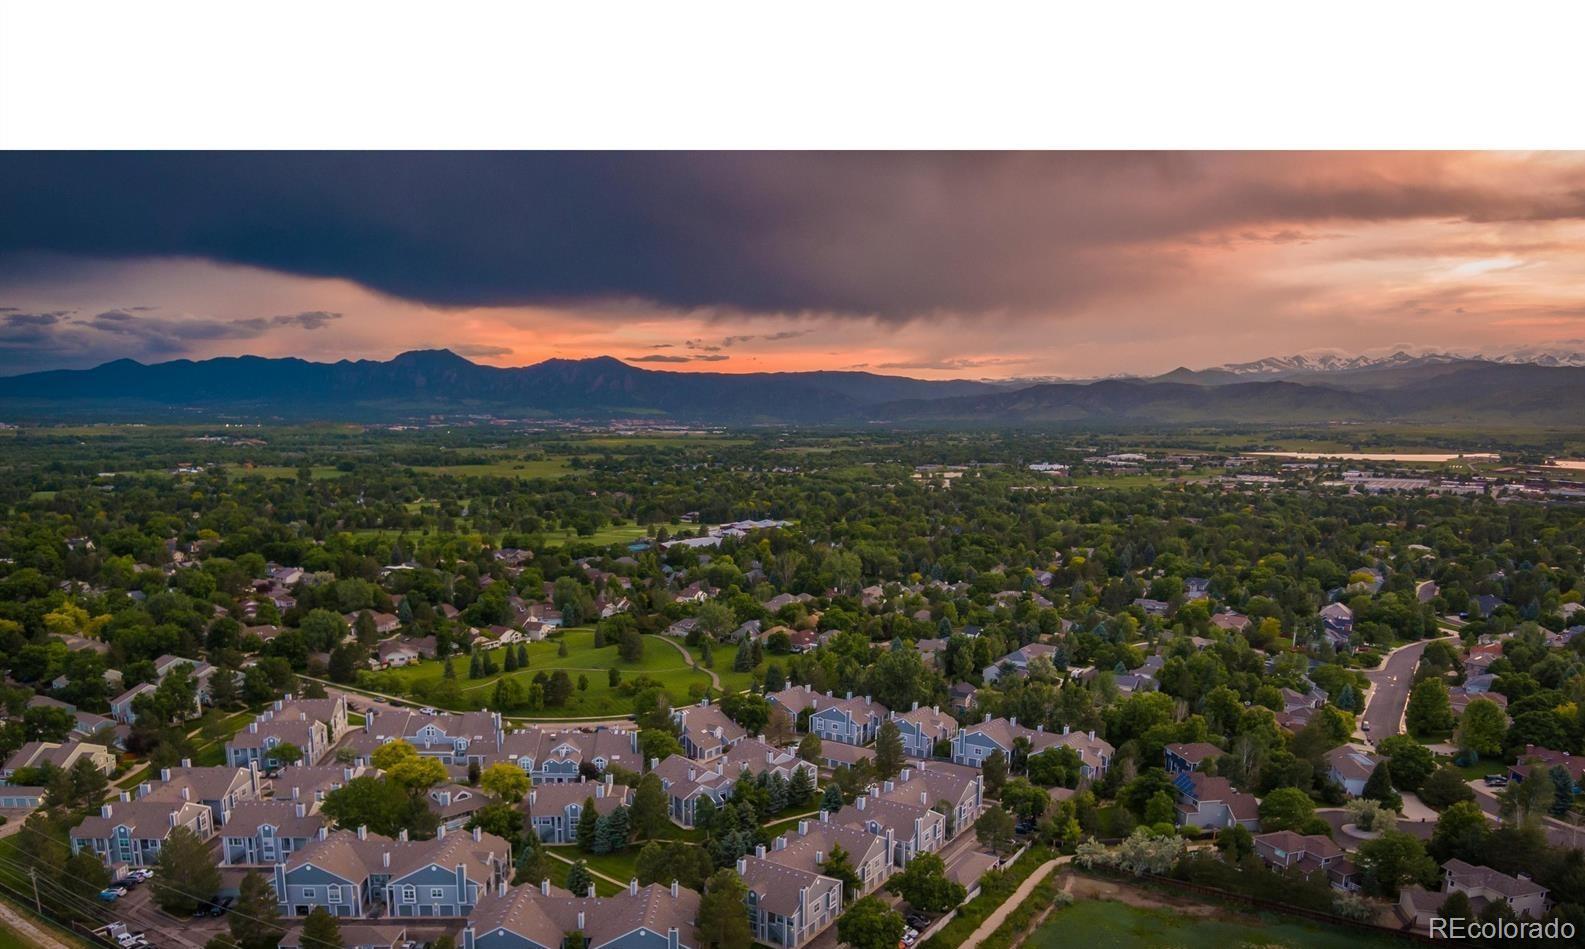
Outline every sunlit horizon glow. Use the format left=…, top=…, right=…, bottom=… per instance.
left=3, top=152, right=1585, bottom=379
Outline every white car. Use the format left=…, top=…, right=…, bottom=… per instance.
left=418, top=706, right=438, bottom=716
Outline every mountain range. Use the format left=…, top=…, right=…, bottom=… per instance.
left=3, top=347, right=1585, bottom=426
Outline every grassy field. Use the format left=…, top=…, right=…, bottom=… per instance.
left=227, top=465, right=347, bottom=480
left=543, top=851, right=623, bottom=897
left=376, top=628, right=720, bottom=716
left=1030, top=900, right=1405, bottom=949
left=539, top=521, right=652, bottom=549
left=411, top=459, right=574, bottom=479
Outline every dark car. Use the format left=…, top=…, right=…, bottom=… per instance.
left=209, top=896, right=234, bottom=916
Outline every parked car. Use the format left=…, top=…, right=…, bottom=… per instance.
left=906, top=914, right=931, bottom=929
left=418, top=706, right=438, bottom=716
left=98, top=887, right=126, bottom=901
left=1484, top=774, right=1509, bottom=787
left=210, top=896, right=235, bottom=916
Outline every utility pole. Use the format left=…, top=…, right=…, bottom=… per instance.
left=29, top=868, right=42, bottom=915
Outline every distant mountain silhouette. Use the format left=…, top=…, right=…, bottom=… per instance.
left=3, top=349, right=1584, bottom=425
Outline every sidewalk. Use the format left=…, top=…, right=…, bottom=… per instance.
left=960, top=856, right=1070, bottom=949
left=0, top=897, right=78, bottom=949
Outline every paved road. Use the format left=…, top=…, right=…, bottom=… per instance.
left=1358, top=636, right=1452, bottom=739
left=960, top=856, right=1068, bottom=949
left=1467, top=781, right=1585, bottom=849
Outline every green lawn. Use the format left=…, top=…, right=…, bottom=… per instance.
left=543, top=851, right=623, bottom=897
left=538, top=521, right=652, bottom=549
left=1440, top=752, right=1506, bottom=782
left=373, top=628, right=718, bottom=716
left=684, top=641, right=763, bottom=694
left=227, top=465, right=347, bottom=480
left=1029, top=900, right=1404, bottom=949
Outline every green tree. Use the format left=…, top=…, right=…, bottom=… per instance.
left=1362, top=759, right=1403, bottom=812
left=975, top=804, right=1015, bottom=855
left=1357, top=830, right=1437, bottom=897
left=371, top=739, right=448, bottom=793
left=1405, top=677, right=1453, bottom=737
left=837, top=896, right=905, bottom=949
left=697, top=868, right=753, bottom=949
left=1258, top=787, right=1316, bottom=832
left=1428, top=801, right=1491, bottom=864
left=1548, top=764, right=1575, bottom=818
left=301, top=906, right=344, bottom=948
left=479, top=762, right=531, bottom=803
left=821, top=783, right=845, bottom=811
left=635, top=840, right=715, bottom=891
left=631, top=773, right=669, bottom=840
left=982, top=749, right=1008, bottom=797
left=1419, top=766, right=1476, bottom=810
left=797, top=733, right=822, bottom=763
left=230, top=870, right=284, bottom=949
left=874, top=719, right=904, bottom=779
left=576, top=796, right=600, bottom=850
left=820, top=844, right=862, bottom=900
left=788, top=766, right=814, bottom=807
left=885, top=852, right=965, bottom=912
left=1377, top=735, right=1434, bottom=792
left=1454, top=698, right=1507, bottom=757
left=151, top=827, right=221, bottom=914
left=565, top=860, right=594, bottom=898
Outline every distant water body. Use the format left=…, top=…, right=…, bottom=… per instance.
left=1249, top=451, right=1499, bottom=462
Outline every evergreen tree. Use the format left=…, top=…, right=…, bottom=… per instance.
left=151, top=827, right=221, bottom=914
left=301, top=907, right=343, bottom=949
left=631, top=773, right=669, bottom=840
left=982, top=749, right=1008, bottom=797
left=1550, top=764, right=1576, bottom=818
left=788, top=767, right=814, bottom=807
left=482, top=650, right=498, bottom=675
left=821, top=783, right=845, bottom=811
left=229, top=870, right=284, bottom=949
left=443, top=657, right=456, bottom=680
left=874, top=720, right=904, bottom=779
left=516, top=829, right=551, bottom=884
left=576, top=796, right=600, bottom=850
left=504, top=647, right=519, bottom=672
left=517, top=643, right=528, bottom=668
left=469, top=651, right=483, bottom=679
left=764, top=664, right=786, bottom=692
left=1363, top=759, right=1403, bottom=812
left=565, top=860, right=594, bottom=897
left=559, top=638, right=570, bottom=658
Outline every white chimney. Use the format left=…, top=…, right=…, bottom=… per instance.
left=736, top=857, right=748, bottom=875
left=160, top=768, right=172, bottom=782
left=578, top=911, right=586, bottom=928
left=815, top=850, right=824, bottom=864
left=755, top=844, right=766, bottom=858
left=473, top=826, right=482, bottom=842
left=398, top=829, right=409, bottom=842
left=292, top=786, right=301, bottom=801
left=670, top=880, right=678, bottom=898
left=541, top=878, right=551, bottom=895
left=295, top=802, right=306, bottom=818
left=357, top=825, right=368, bottom=839
left=382, top=851, right=391, bottom=868
left=629, top=878, right=639, bottom=895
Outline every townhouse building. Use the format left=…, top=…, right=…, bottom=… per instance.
left=738, top=853, right=843, bottom=949
left=70, top=796, right=215, bottom=868
left=275, top=825, right=510, bottom=919
left=524, top=778, right=633, bottom=844
left=462, top=879, right=700, bottom=949
left=890, top=704, right=956, bottom=759
left=221, top=800, right=325, bottom=866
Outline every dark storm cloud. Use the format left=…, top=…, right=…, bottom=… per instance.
left=5, top=153, right=1584, bottom=321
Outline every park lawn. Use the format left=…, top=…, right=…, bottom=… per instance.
left=538, top=521, right=652, bottom=549
left=543, top=851, right=623, bottom=897
left=1029, top=899, right=1404, bottom=949
left=561, top=847, right=643, bottom=885
left=379, top=629, right=717, bottom=716
left=685, top=641, right=762, bottom=694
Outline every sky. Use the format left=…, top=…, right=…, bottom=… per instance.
left=2, top=151, right=1585, bottom=379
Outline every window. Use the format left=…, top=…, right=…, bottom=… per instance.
left=403, top=886, right=416, bottom=903
left=302, top=887, right=316, bottom=900
left=430, top=887, right=445, bottom=900
left=327, top=885, right=341, bottom=903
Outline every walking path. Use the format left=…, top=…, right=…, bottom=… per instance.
left=960, top=856, right=1070, bottom=949
left=654, top=636, right=722, bottom=691
left=545, top=849, right=627, bottom=887
left=0, top=897, right=78, bottom=949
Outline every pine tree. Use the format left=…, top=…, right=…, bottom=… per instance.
left=577, top=796, right=600, bottom=850
left=565, top=860, right=594, bottom=898
left=504, top=647, right=519, bottom=672
left=443, top=657, right=456, bottom=680
left=517, top=643, right=528, bottom=668
left=482, top=650, right=498, bottom=675
left=469, top=651, right=483, bottom=679
left=821, top=783, right=845, bottom=811
left=697, top=869, right=752, bottom=949
left=874, top=720, right=904, bottom=779
left=632, top=773, right=669, bottom=840
left=733, top=643, right=753, bottom=672
left=301, top=907, right=343, bottom=949
left=1363, top=759, right=1403, bottom=812
left=559, top=638, right=570, bottom=658
left=788, top=767, right=814, bottom=807
left=230, top=870, right=284, bottom=949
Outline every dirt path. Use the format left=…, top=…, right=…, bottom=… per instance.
left=960, top=856, right=1069, bottom=949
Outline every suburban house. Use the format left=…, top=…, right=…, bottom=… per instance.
left=807, top=693, right=888, bottom=746
left=716, top=738, right=819, bottom=786
left=272, top=694, right=352, bottom=745
left=357, top=710, right=504, bottom=768
left=1398, top=859, right=1551, bottom=930
left=461, top=878, right=700, bottom=949
left=812, top=741, right=876, bottom=772
left=649, top=754, right=735, bottom=828
left=428, top=784, right=491, bottom=830
left=109, top=682, right=156, bottom=724
left=766, top=818, right=894, bottom=898
left=981, top=643, right=1059, bottom=683
left=70, top=796, right=216, bottom=868
left=1320, top=602, right=1354, bottom=644
left=1, top=739, right=116, bottom=782
left=1253, top=831, right=1360, bottom=890
left=0, top=786, right=45, bottom=809
left=671, top=701, right=746, bottom=761
left=1326, top=746, right=1381, bottom=797
left=833, top=789, right=946, bottom=867
left=221, top=800, right=326, bottom=865
left=881, top=764, right=983, bottom=838
left=1163, top=742, right=1223, bottom=774
left=275, top=826, right=510, bottom=919
left=1172, top=772, right=1260, bottom=831
left=1210, top=611, right=1251, bottom=634
left=1508, top=746, right=1584, bottom=791
left=890, top=704, right=957, bottom=759
left=226, top=714, right=329, bottom=771
left=524, top=778, right=633, bottom=844
left=948, top=682, right=978, bottom=714
left=136, top=761, right=263, bottom=827
left=951, top=717, right=1114, bottom=780
left=738, top=853, right=843, bottom=949
left=500, top=726, right=641, bottom=783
